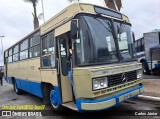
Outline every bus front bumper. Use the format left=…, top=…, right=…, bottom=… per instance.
left=76, top=85, right=144, bottom=111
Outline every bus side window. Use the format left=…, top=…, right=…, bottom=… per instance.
left=41, top=32, right=55, bottom=68
left=137, top=40, right=141, bottom=52
left=141, top=38, right=144, bottom=51
left=29, top=32, right=40, bottom=58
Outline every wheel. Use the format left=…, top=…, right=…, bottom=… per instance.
left=49, top=87, right=63, bottom=111
left=14, top=80, right=22, bottom=95
left=142, top=61, right=150, bottom=75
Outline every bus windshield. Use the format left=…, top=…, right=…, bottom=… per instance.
left=74, top=15, right=136, bottom=66
left=114, top=21, right=136, bottom=62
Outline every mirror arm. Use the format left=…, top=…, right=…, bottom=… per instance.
left=57, top=58, right=60, bottom=75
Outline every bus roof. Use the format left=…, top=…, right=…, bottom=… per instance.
left=41, top=3, right=130, bottom=35
left=149, top=29, right=160, bottom=33
left=136, top=29, right=160, bottom=40
left=5, top=3, right=130, bottom=52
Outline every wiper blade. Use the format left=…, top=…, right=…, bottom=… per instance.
left=95, top=18, right=112, bottom=33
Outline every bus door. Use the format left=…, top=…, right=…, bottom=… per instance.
left=57, top=35, right=74, bottom=103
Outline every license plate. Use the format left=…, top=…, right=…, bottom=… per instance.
left=124, top=90, right=139, bottom=100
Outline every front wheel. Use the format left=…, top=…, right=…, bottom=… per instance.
left=49, top=87, right=63, bottom=111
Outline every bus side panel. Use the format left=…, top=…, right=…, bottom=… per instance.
left=30, top=81, right=43, bottom=98
left=41, top=70, right=58, bottom=86
left=21, top=58, right=43, bottom=98
left=6, top=77, right=13, bottom=84
left=144, top=32, right=160, bottom=69
left=27, top=58, right=43, bottom=98
left=7, top=62, right=19, bottom=83
left=27, top=58, right=41, bottom=83
left=15, top=78, right=43, bottom=98
left=144, top=32, right=160, bottom=61
left=19, top=79, right=31, bottom=93
left=16, top=78, right=21, bottom=89
left=7, top=58, right=43, bottom=98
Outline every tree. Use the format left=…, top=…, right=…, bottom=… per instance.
left=104, top=0, right=122, bottom=11
left=23, top=0, right=39, bottom=30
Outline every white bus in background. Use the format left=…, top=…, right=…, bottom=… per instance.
left=134, top=29, right=160, bottom=74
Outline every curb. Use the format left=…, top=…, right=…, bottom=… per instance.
left=138, top=95, right=160, bottom=102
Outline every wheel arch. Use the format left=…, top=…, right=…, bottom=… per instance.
left=41, top=82, right=53, bottom=98
left=140, top=59, right=147, bottom=63
left=11, top=77, right=15, bottom=85
left=41, top=82, right=62, bottom=107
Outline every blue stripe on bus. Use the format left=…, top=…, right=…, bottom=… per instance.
left=6, top=77, right=43, bottom=98
left=6, top=77, right=63, bottom=105
left=20, top=79, right=31, bottom=93
left=155, top=64, right=160, bottom=68
left=76, top=85, right=144, bottom=112
left=16, top=79, right=22, bottom=89
left=137, top=54, right=145, bottom=58
left=17, top=78, right=43, bottom=98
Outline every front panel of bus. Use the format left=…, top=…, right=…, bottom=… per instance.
left=71, top=13, right=144, bottom=111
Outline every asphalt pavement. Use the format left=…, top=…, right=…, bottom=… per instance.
left=0, top=80, right=160, bottom=119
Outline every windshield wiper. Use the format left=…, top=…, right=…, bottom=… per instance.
left=95, top=18, right=112, bottom=33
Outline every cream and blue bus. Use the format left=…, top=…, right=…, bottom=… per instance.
left=4, top=3, right=144, bottom=112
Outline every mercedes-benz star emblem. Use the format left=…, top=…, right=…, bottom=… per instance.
left=121, top=73, right=128, bottom=83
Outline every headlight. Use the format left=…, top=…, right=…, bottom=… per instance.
left=137, top=70, right=143, bottom=79
left=93, top=81, right=99, bottom=88
left=100, top=79, right=104, bottom=86
left=92, top=77, right=108, bottom=91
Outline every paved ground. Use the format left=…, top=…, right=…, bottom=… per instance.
left=143, top=79, right=160, bottom=97
left=143, top=74, right=160, bottom=79
left=0, top=79, right=160, bottom=119
left=143, top=73, right=160, bottom=97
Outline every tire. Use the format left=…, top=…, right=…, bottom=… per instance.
left=14, top=80, right=22, bottom=95
left=49, top=87, right=63, bottom=111
left=142, top=61, right=150, bottom=75
left=42, top=84, right=50, bottom=106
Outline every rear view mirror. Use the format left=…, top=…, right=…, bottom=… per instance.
left=132, top=31, right=135, bottom=43
left=70, top=19, right=79, bottom=39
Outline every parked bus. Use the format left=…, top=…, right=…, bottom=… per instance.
left=4, top=3, right=143, bottom=112
left=134, top=30, right=160, bottom=74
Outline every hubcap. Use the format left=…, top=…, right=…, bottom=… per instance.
left=50, top=90, right=58, bottom=108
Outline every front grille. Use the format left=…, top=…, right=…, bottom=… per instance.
left=108, top=70, right=137, bottom=87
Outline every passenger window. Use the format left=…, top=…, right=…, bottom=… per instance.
left=29, top=32, right=40, bottom=58
left=13, top=45, right=19, bottom=61
left=9, top=49, right=12, bottom=56
left=20, top=50, right=28, bottom=60
left=20, top=39, right=28, bottom=60
left=8, top=49, right=13, bottom=63
left=41, top=32, right=55, bottom=68
left=20, top=39, right=28, bottom=51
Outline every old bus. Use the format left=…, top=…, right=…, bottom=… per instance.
left=4, top=3, right=144, bottom=111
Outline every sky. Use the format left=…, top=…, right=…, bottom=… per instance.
left=0, top=0, right=160, bottom=66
